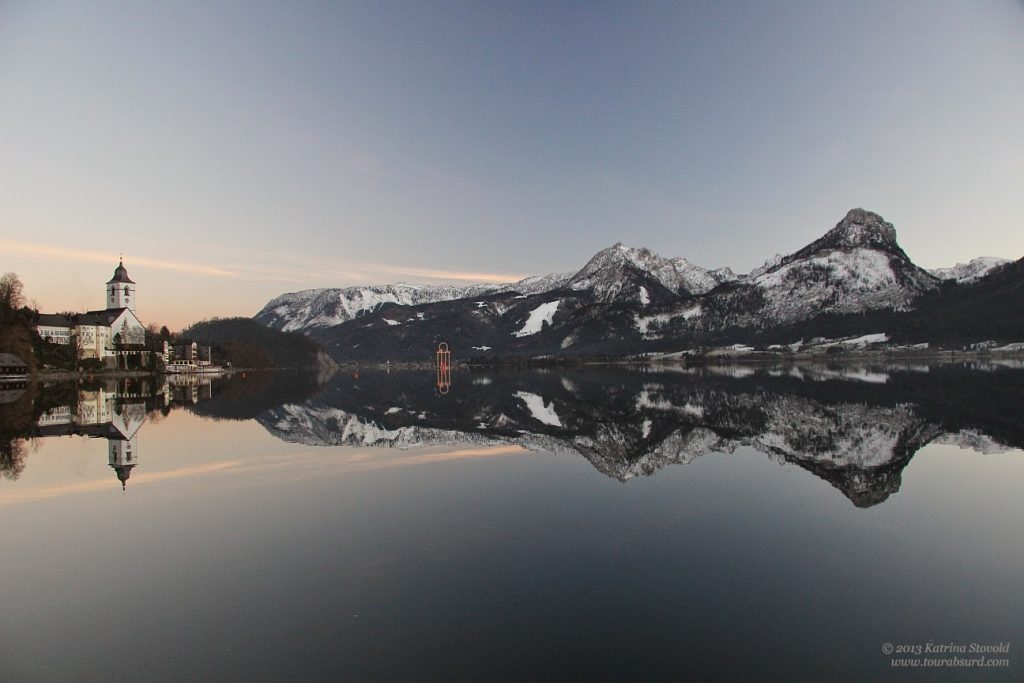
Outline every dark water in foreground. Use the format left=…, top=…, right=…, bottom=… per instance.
left=1, top=364, right=1022, bottom=682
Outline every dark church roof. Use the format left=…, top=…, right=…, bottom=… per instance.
left=37, top=309, right=133, bottom=328
left=34, top=422, right=130, bottom=439
left=107, top=259, right=135, bottom=284
left=111, top=464, right=136, bottom=491
left=82, top=308, right=133, bottom=325
left=36, top=313, right=74, bottom=327
left=0, top=353, right=28, bottom=369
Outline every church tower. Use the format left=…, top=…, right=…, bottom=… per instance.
left=108, top=436, right=138, bottom=491
left=106, top=258, right=136, bottom=311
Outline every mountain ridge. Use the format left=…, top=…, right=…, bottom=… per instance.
left=253, top=209, right=1022, bottom=360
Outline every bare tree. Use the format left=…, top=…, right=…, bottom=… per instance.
left=0, top=272, right=25, bottom=310
left=0, top=438, right=28, bottom=481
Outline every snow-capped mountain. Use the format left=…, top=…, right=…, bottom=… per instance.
left=256, top=274, right=573, bottom=331
left=690, top=208, right=941, bottom=328
left=566, top=243, right=735, bottom=304
left=255, top=208, right=1021, bottom=358
left=930, top=257, right=1010, bottom=283
left=254, top=242, right=736, bottom=331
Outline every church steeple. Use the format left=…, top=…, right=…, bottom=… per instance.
left=106, top=258, right=136, bottom=311
left=111, top=463, right=135, bottom=491
left=109, top=436, right=137, bottom=492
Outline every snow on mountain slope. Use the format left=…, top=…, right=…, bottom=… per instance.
left=513, top=301, right=561, bottom=337
left=254, top=242, right=732, bottom=332
left=567, top=243, right=730, bottom=302
left=256, top=274, right=573, bottom=332
left=930, top=257, right=1010, bottom=283
left=745, top=245, right=926, bottom=321
left=757, top=208, right=937, bottom=317
left=258, top=208, right=1012, bottom=349
left=643, top=209, right=942, bottom=334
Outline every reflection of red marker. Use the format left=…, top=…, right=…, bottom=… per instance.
left=436, top=342, right=451, bottom=394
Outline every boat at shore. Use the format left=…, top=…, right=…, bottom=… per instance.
left=164, top=360, right=226, bottom=374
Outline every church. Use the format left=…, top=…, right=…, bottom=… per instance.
left=34, top=259, right=148, bottom=367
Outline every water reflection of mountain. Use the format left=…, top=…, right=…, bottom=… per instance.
left=4, top=365, right=1021, bottom=506
left=186, top=370, right=325, bottom=421
left=255, top=365, right=1024, bottom=507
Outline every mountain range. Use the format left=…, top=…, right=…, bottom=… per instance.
left=254, top=209, right=1020, bottom=361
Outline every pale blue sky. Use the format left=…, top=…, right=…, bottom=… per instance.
left=1, top=1, right=1022, bottom=327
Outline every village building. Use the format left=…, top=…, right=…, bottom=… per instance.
left=33, top=380, right=148, bottom=490
left=171, top=340, right=212, bottom=363
left=33, top=259, right=149, bottom=367
left=0, top=352, right=28, bottom=379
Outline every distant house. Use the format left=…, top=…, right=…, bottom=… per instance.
left=33, top=260, right=148, bottom=366
left=169, top=341, right=215, bottom=370
left=171, top=341, right=212, bottom=363
left=35, top=313, right=75, bottom=345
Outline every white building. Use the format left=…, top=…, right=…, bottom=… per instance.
left=34, top=259, right=148, bottom=365
left=35, top=381, right=147, bottom=490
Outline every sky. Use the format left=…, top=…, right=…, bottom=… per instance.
left=1, top=0, right=1022, bottom=330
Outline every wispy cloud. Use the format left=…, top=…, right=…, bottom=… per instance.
left=0, top=239, right=239, bottom=278
left=0, top=461, right=241, bottom=506
left=361, top=263, right=527, bottom=283
left=1, top=238, right=528, bottom=288
left=237, top=445, right=529, bottom=484
left=0, top=445, right=528, bottom=506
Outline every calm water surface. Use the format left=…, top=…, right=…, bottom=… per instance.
left=1, top=365, right=1022, bottom=682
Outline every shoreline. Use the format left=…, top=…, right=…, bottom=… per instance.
left=14, top=348, right=1022, bottom=381
left=320, top=347, right=1024, bottom=370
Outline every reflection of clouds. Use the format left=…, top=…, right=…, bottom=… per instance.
left=348, top=445, right=526, bottom=470
left=1, top=446, right=527, bottom=506
left=0, top=461, right=242, bottom=506
left=242, top=446, right=528, bottom=486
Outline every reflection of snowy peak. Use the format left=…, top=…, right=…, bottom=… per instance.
left=262, top=403, right=498, bottom=449
left=249, top=365, right=1024, bottom=506
left=749, top=397, right=938, bottom=469
left=257, top=387, right=937, bottom=504
left=935, top=429, right=1013, bottom=454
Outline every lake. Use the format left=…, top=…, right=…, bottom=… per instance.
left=1, top=363, right=1021, bottom=681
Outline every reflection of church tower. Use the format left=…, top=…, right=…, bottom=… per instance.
left=108, top=435, right=138, bottom=491
left=106, top=258, right=136, bottom=312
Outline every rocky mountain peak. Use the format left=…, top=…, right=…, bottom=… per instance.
left=569, top=243, right=730, bottom=301
left=822, top=208, right=899, bottom=251
left=573, top=244, right=659, bottom=279
left=780, top=208, right=912, bottom=270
